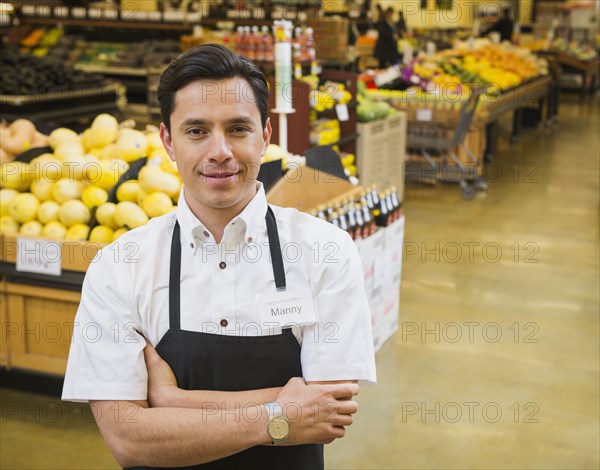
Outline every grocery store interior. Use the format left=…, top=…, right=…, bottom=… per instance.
left=0, top=0, right=598, bottom=469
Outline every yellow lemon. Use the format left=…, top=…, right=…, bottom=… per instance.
left=0, top=161, right=33, bottom=191
left=89, top=225, right=114, bottom=244
left=90, top=114, right=119, bottom=148
left=9, top=192, right=40, bottom=224
left=95, top=202, right=118, bottom=230
left=116, top=180, right=143, bottom=202
left=0, top=188, right=18, bottom=216
left=114, top=201, right=148, bottom=229
left=138, top=164, right=180, bottom=198
left=141, top=191, right=174, bottom=218
left=0, top=215, right=19, bottom=234
left=81, top=185, right=108, bottom=209
left=42, top=221, right=67, bottom=239
left=81, top=128, right=93, bottom=152
left=30, top=179, right=54, bottom=202
left=54, top=141, right=85, bottom=161
left=52, top=179, right=84, bottom=204
left=49, top=127, right=80, bottom=149
left=20, top=220, right=43, bottom=237
left=58, top=200, right=91, bottom=227
left=112, top=227, right=128, bottom=241
left=37, top=200, right=61, bottom=224
left=65, top=223, right=90, bottom=240
left=87, top=159, right=128, bottom=190
left=29, top=154, right=62, bottom=182
left=115, top=129, right=148, bottom=162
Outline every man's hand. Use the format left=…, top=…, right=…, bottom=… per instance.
left=275, top=377, right=359, bottom=445
left=142, top=336, right=179, bottom=408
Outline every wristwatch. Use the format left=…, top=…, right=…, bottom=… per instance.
left=264, top=401, right=289, bottom=445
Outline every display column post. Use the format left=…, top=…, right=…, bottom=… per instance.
left=272, top=20, right=295, bottom=152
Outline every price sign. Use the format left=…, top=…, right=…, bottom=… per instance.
left=336, top=104, right=349, bottom=122
left=16, top=238, right=62, bottom=277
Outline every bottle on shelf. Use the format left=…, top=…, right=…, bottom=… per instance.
left=352, top=201, right=364, bottom=240
left=316, top=204, right=328, bottom=222
left=337, top=207, right=349, bottom=234
left=305, top=27, right=316, bottom=62
left=346, top=202, right=358, bottom=239
left=375, top=191, right=389, bottom=227
left=361, top=200, right=376, bottom=238
left=234, top=26, right=244, bottom=55
left=390, top=185, right=402, bottom=222
left=262, top=25, right=274, bottom=62
left=330, top=210, right=340, bottom=229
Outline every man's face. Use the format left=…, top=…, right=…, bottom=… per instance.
left=160, top=77, right=271, bottom=217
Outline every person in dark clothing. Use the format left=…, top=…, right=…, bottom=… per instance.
left=374, top=7, right=399, bottom=68
left=396, top=10, right=408, bottom=39
left=481, top=6, right=514, bottom=43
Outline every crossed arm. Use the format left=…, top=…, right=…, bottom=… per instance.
left=91, top=340, right=359, bottom=468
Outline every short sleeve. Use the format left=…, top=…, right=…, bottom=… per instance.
left=62, top=251, right=148, bottom=402
left=301, top=233, right=377, bottom=385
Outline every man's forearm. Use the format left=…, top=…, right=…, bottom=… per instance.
left=155, top=387, right=281, bottom=409
left=92, top=400, right=270, bottom=468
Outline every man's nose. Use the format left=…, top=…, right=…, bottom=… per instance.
left=206, top=132, right=233, bottom=162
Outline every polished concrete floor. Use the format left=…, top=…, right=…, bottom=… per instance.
left=1, top=94, right=599, bottom=469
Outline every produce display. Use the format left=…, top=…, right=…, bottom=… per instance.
left=0, top=45, right=106, bottom=96
left=404, top=41, right=547, bottom=95
left=548, top=38, right=598, bottom=61
left=357, top=40, right=549, bottom=112
left=76, top=39, right=180, bottom=69
left=0, top=114, right=182, bottom=244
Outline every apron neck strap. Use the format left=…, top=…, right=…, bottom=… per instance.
left=169, top=220, right=182, bottom=330
left=266, top=205, right=286, bottom=291
left=169, top=206, right=286, bottom=329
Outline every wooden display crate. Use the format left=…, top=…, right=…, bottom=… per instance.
left=356, top=112, right=407, bottom=202
left=266, top=165, right=361, bottom=212
left=2, top=283, right=80, bottom=375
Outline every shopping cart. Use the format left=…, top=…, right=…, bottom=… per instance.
left=405, top=91, right=488, bottom=200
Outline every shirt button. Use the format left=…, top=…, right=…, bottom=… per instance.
left=190, top=242, right=194, bottom=249
left=220, top=319, right=228, bottom=327
left=247, top=236, right=253, bottom=243
left=219, top=261, right=226, bottom=269
left=203, top=230, right=209, bottom=237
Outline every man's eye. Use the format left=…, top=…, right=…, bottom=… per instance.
left=231, top=126, right=250, bottom=134
left=187, top=128, right=205, bottom=136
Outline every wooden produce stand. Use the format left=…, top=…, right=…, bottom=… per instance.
left=556, top=54, right=599, bottom=99
left=391, top=74, right=553, bottom=172
left=0, top=235, right=101, bottom=375
left=0, top=168, right=363, bottom=376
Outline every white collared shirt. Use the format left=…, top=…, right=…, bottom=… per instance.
left=62, top=183, right=376, bottom=402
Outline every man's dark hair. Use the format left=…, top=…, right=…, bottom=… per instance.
left=158, top=44, right=269, bottom=133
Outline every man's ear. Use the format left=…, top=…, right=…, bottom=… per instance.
left=262, top=118, right=272, bottom=156
left=159, top=123, right=176, bottom=162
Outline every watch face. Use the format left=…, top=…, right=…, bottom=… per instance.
left=268, top=416, right=289, bottom=440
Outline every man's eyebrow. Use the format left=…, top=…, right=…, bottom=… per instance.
left=179, top=117, right=256, bottom=129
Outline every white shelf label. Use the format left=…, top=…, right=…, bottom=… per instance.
left=416, top=108, right=433, bottom=122
left=16, top=238, right=62, bottom=276
left=336, top=104, right=350, bottom=122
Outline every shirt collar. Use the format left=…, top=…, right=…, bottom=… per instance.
left=176, top=183, right=268, bottom=247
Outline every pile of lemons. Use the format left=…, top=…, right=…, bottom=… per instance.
left=0, top=114, right=182, bottom=244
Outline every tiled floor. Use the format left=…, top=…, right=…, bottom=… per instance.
left=1, top=93, right=598, bottom=469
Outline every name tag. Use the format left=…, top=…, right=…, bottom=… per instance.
left=259, top=289, right=318, bottom=329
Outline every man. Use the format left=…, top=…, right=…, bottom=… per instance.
left=62, top=44, right=376, bottom=469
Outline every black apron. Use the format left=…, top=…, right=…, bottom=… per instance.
left=128, top=206, right=324, bottom=470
